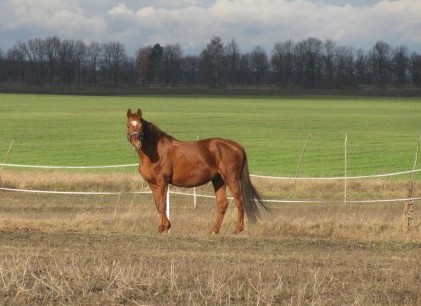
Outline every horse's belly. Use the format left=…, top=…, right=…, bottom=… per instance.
left=171, top=167, right=215, bottom=188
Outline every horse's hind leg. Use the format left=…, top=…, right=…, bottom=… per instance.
left=210, top=176, right=228, bottom=234
left=227, top=180, right=244, bottom=235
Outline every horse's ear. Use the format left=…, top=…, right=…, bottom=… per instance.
left=136, top=108, right=142, bottom=118
left=127, top=108, right=132, bottom=118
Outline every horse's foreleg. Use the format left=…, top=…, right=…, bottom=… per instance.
left=211, top=177, right=228, bottom=234
left=150, top=183, right=171, bottom=233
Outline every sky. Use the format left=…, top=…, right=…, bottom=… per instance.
left=0, top=0, right=420, bottom=56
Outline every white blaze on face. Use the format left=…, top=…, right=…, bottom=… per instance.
left=131, top=121, right=139, bottom=128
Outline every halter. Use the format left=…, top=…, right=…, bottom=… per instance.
left=127, top=131, right=143, bottom=150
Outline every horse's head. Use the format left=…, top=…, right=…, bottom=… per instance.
left=127, top=108, right=143, bottom=150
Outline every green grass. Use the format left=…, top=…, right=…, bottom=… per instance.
left=1, top=93, right=421, bottom=177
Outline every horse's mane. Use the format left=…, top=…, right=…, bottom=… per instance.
left=142, top=119, right=172, bottom=143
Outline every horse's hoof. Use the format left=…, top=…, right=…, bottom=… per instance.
left=233, top=228, right=243, bottom=235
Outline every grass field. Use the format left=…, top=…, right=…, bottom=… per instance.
left=1, top=93, right=421, bottom=305
left=1, top=93, right=421, bottom=176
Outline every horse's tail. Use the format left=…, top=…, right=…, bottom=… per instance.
left=240, top=152, right=268, bottom=223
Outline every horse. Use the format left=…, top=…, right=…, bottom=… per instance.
left=126, top=108, right=267, bottom=234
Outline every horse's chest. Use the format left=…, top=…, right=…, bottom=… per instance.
left=140, top=159, right=171, bottom=184
left=140, top=166, right=153, bottom=183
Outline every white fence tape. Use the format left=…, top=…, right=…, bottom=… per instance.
left=165, top=190, right=421, bottom=204
left=1, top=186, right=420, bottom=204
left=1, top=162, right=420, bottom=204
left=0, top=163, right=138, bottom=169
left=1, top=162, right=421, bottom=180
left=0, top=187, right=152, bottom=195
left=251, top=168, right=421, bottom=180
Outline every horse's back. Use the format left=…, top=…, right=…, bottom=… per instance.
left=172, top=137, right=243, bottom=165
left=169, top=137, right=244, bottom=187
left=206, top=138, right=244, bottom=159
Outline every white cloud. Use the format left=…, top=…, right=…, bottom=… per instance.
left=108, top=3, right=133, bottom=16
left=136, top=6, right=157, bottom=17
left=0, top=0, right=420, bottom=55
left=1, top=0, right=105, bottom=43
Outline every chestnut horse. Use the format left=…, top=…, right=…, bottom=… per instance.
left=127, top=108, right=267, bottom=234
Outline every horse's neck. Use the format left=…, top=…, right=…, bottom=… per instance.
left=139, top=142, right=158, bottom=163
left=144, top=120, right=175, bottom=145
left=139, top=131, right=172, bottom=163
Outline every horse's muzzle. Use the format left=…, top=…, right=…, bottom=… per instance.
left=128, top=131, right=142, bottom=150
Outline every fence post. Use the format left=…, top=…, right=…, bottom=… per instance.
left=294, top=133, right=311, bottom=187
left=194, top=135, right=199, bottom=209
left=0, top=140, right=14, bottom=185
left=166, top=185, right=170, bottom=221
left=344, top=134, right=348, bottom=205
left=405, top=136, right=420, bottom=230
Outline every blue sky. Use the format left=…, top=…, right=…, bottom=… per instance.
left=1, top=0, right=420, bottom=56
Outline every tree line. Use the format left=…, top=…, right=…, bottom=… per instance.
left=1, top=35, right=420, bottom=89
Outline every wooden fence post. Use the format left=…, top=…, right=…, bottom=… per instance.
left=405, top=136, right=420, bottom=230
left=344, top=134, right=348, bottom=205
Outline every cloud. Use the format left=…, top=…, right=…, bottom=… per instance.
left=104, top=0, right=421, bottom=54
left=0, top=0, right=420, bottom=56
left=373, top=0, right=421, bottom=46
left=108, top=3, right=133, bottom=16
left=0, top=0, right=105, bottom=46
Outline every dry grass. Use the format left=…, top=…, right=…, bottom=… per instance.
left=0, top=169, right=144, bottom=192
left=0, top=170, right=420, bottom=305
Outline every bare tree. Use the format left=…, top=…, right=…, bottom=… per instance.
left=370, top=41, right=392, bottom=88
left=59, top=39, right=77, bottom=85
left=102, top=41, right=127, bottom=85
left=44, top=36, right=61, bottom=85
left=200, top=36, right=226, bottom=87
left=250, top=45, right=269, bottom=85
left=293, top=38, right=322, bottom=87
left=86, top=42, right=102, bottom=85
left=162, top=44, right=182, bottom=86
left=135, top=46, right=151, bottom=85
left=73, top=40, right=86, bottom=85
left=225, top=39, right=241, bottom=86
left=5, top=42, right=27, bottom=83
left=322, top=40, right=335, bottom=83
left=271, top=40, right=295, bottom=86
left=239, top=53, right=253, bottom=85
left=25, top=38, right=47, bottom=85
left=0, top=48, right=4, bottom=81
left=392, top=46, right=409, bottom=87
left=410, top=52, right=421, bottom=87
left=335, top=46, right=355, bottom=87
left=119, top=57, right=137, bottom=84
left=355, top=48, right=370, bottom=85
left=297, top=37, right=323, bottom=87
left=181, top=55, right=199, bottom=85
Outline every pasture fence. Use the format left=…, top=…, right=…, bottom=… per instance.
left=1, top=134, right=420, bottom=229
left=1, top=163, right=420, bottom=230
left=1, top=162, right=421, bottom=203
